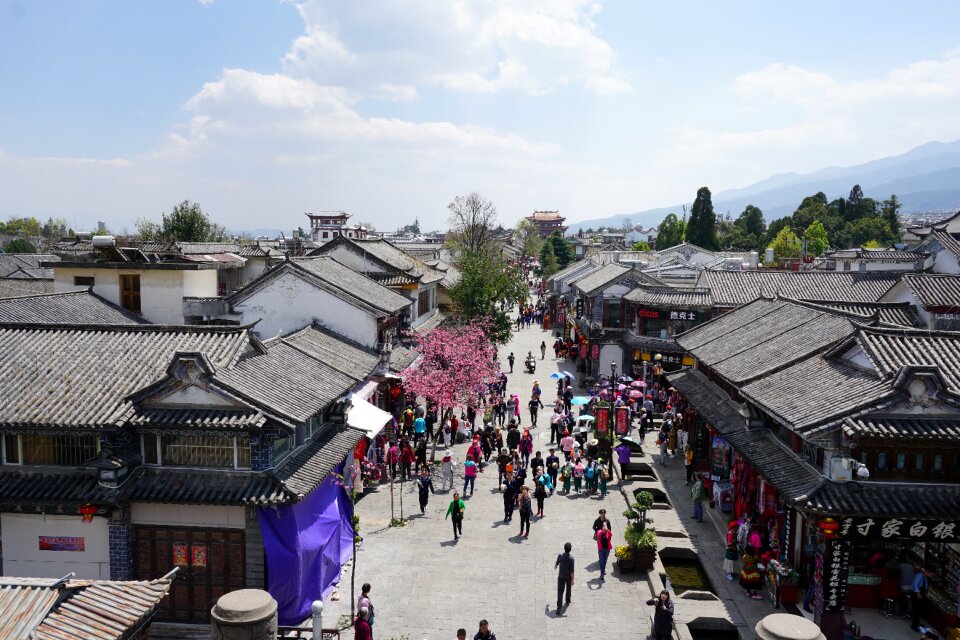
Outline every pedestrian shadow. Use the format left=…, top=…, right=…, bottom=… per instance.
left=491, top=520, right=509, bottom=528
left=587, top=578, right=604, bottom=590
left=439, top=539, right=459, bottom=547
left=508, top=534, right=525, bottom=544
left=544, top=604, right=561, bottom=618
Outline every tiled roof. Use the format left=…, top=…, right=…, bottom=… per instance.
left=129, top=408, right=268, bottom=430
left=676, top=298, right=857, bottom=385
left=317, top=238, right=446, bottom=284
left=547, top=259, right=600, bottom=285
left=624, top=285, right=713, bottom=308
left=175, top=242, right=243, bottom=255
left=697, top=270, right=901, bottom=307
left=0, top=575, right=172, bottom=640
left=0, top=278, right=54, bottom=299
left=229, top=257, right=411, bottom=317
left=666, top=368, right=743, bottom=436
left=621, top=331, right=686, bottom=354
left=855, top=324, right=960, bottom=389
left=361, top=272, right=417, bottom=286
left=423, top=258, right=461, bottom=289
left=0, top=290, right=148, bottom=325
left=282, top=325, right=381, bottom=379
left=825, top=248, right=927, bottom=261
left=236, top=244, right=270, bottom=258
left=0, top=470, right=106, bottom=507
left=389, top=344, right=419, bottom=373
left=573, top=263, right=636, bottom=295
left=414, top=310, right=447, bottom=334
left=739, top=355, right=893, bottom=434
left=120, top=468, right=290, bottom=505
left=929, top=229, right=960, bottom=261
left=0, top=324, right=252, bottom=430
left=803, top=481, right=960, bottom=519
left=273, top=424, right=365, bottom=498
left=0, top=253, right=59, bottom=279
left=900, top=273, right=960, bottom=311
left=842, top=416, right=960, bottom=440
left=810, top=300, right=919, bottom=327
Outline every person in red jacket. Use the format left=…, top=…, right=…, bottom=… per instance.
left=354, top=607, right=372, bottom=640
left=400, top=442, right=416, bottom=480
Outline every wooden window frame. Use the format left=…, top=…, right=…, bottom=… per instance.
left=119, top=273, right=141, bottom=314
left=73, top=275, right=95, bottom=287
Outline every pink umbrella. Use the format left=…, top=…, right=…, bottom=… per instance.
left=629, top=390, right=643, bottom=399
left=617, top=384, right=627, bottom=391
left=630, top=380, right=646, bottom=388
left=599, top=388, right=609, bottom=397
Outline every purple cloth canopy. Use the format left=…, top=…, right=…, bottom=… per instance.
left=258, top=468, right=354, bottom=625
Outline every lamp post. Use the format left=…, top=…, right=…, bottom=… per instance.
left=607, top=361, right=617, bottom=475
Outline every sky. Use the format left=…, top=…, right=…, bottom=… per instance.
left=3, top=1, right=960, bottom=234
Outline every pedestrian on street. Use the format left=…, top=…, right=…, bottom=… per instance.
left=473, top=619, right=497, bottom=640
left=572, top=459, right=584, bottom=493
left=534, top=476, right=548, bottom=517
left=386, top=441, right=399, bottom=479
left=456, top=629, right=466, bottom=640
left=592, top=509, right=613, bottom=536
left=656, top=427, right=669, bottom=467
left=518, top=485, right=532, bottom=537
left=561, top=460, right=573, bottom=494
left=496, top=448, right=510, bottom=485
left=528, top=395, right=544, bottom=427
left=519, top=429, right=533, bottom=467
left=549, top=409, right=562, bottom=443
left=445, top=492, right=466, bottom=540
left=357, top=584, right=374, bottom=629
left=596, top=520, right=613, bottom=581
left=691, top=473, right=705, bottom=523
left=911, top=566, right=931, bottom=631
left=540, top=340, right=546, bottom=359
left=507, top=352, right=515, bottom=373
left=400, top=441, right=415, bottom=480
left=417, top=467, right=435, bottom=514
left=546, top=449, right=560, bottom=494
left=645, top=590, right=675, bottom=640
left=354, top=607, right=372, bottom=640
left=598, top=462, right=609, bottom=497
left=555, top=542, right=575, bottom=615
left=684, top=445, right=695, bottom=484
left=441, top=450, right=455, bottom=491
left=502, top=474, right=519, bottom=522
left=463, top=455, right=477, bottom=496
left=560, top=429, right=574, bottom=461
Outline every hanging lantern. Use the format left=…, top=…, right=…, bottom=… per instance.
left=818, top=517, right=839, bottom=538
left=78, top=503, right=98, bottom=523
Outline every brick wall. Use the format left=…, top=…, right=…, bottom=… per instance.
left=244, top=505, right=265, bottom=589
left=108, top=508, right=133, bottom=580
left=250, top=436, right=272, bottom=471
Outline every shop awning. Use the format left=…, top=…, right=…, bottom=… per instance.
left=346, top=396, right=393, bottom=438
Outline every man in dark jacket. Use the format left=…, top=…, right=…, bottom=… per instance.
left=507, top=352, right=515, bottom=373
left=555, top=542, right=575, bottom=614
left=528, top=396, right=544, bottom=427
left=502, top=475, right=519, bottom=522
left=592, top=509, right=613, bottom=536
left=506, top=425, right=521, bottom=451
left=545, top=449, right=560, bottom=494
left=473, top=619, right=497, bottom=640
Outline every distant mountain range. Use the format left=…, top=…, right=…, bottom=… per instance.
left=569, top=139, right=960, bottom=231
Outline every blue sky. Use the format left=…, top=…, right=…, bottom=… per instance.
left=2, top=0, right=960, bottom=233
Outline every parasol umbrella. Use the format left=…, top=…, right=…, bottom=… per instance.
left=617, top=384, right=627, bottom=391
left=617, top=375, right=634, bottom=383
left=629, top=390, right=643, bottom=399
left=570, top=396, right=592, bottom=405
left=549, top=372, right=565, bottom=380
left=630, top=380, right=646, bottom=388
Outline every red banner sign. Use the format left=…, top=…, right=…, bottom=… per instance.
left=637, top=308, right=660, bottom=319
left=614, top=406, right=630, bottom=435
left=591, top=344, right=600, bottom=360
left=39, top=536, right=85, bottom=552
left=595, top=406, right=610, bottom=435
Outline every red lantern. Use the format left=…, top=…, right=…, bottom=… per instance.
left=78, top=503, right=97, bottom=523
left=818, top=517, right=839, bottom=538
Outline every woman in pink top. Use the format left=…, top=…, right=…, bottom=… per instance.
left=385, top=442, right=400, bottom=479
left=519, top=429, right=533, bottom=467
left=560, top=430, right=574, bottom=461
left=596, top=521, right=613, bottom=580
left=573, top=460, right=585, bottom=493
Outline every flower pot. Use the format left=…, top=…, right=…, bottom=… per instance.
left=617, top=557, right=636, bottom=573
left=634, top=547, right=656, bottom=572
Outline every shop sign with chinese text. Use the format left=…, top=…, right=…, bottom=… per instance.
left=835, top=516, right=958, bottom=542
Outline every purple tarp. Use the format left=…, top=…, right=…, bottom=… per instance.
left=258, top=468, right=354, bottom=625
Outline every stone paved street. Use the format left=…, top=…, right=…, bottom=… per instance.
left=323, top=313, right=653, bottom=639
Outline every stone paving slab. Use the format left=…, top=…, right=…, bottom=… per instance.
left=322, top=318, right=653, bottom=639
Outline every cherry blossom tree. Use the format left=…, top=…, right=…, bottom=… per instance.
left=402, top=318, right=501, bottom=460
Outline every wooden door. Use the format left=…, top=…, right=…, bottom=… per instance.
left=134, top=525, right=245, bottom=622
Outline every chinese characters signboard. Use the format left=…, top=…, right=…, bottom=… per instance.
left=835, top=516, right=958, bottom=542
left=38, top=536, right=85, bottom=552
left=667, top=310, right=699, bottom=322
left=595, top=406, right=610, bottom=436
left=614, top=406, right=630, bottom=436
left=823, top=540, right=850, bottom=611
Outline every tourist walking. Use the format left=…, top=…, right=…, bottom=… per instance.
left=528, top=395, right=544, bottom=427
left=502, top=474, right=519, bottom=522
left=572, top=459, right=584, bottom=493
left=508, top=352, right=515, bottom=373
left=519, top=429, right=533, bottom=467
left=540, top=340, right=546, bottom=359
left=463, top=455, right=477, bottom=496
left=739, top=549, right=764, bottom=599
left=534, top=477, right=548, bottom=517
left=592, top=509, right=612, bottom=536
left=441, top=450, right=455, bottom=491
left=357, top=584, right=375, bottom=630
left=691, top=474, right=705, bottom=522
left=417, top=467, right=435, bottom=514
left=473, top=619, right=497, bottom=640
left=354, top=607, right=373, bottom=640
left=596, top=521, right=613, bottom=581
left=560, top=429, right=574, bottom=461
left=656, top=426, right=669, bottom=466
left=518, top=485, right=532, bottom=537
left=645, top=590, right=675, bottom=640
left=554, top=542, right=575, bottom=615
left=445, top=492, right=466, bottom=540
left=684, top=445, right=694, bottom=484
left=546, top=449, right=560, bottom=494
left=724, top=523, right=740, bottom=581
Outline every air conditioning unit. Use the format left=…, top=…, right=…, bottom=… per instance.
left=830, top=457, right=855, bottom=483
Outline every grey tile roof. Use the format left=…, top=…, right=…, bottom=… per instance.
left=621, top=331, right=686, bottom=354
left=547, top=258, right=600, bottom=285
left=119, top=467, right=291, bottom=505
left=388, top=344, right=419, bottom=373
left=573, top=263, right=664, bottom=296
left=0, top=324, right=252, bottom=430
left=676, top=298, right=858, bottom=385
left=0, top=575, right=172, bottom=640
left=900, top=273, right=960, bottom=311
left=803, top=481, right=960, bottom=519
left=174, top=242, right=243, bottom=255
left=0, top=470, right=106, bottom=507
left=697, top=270, right=901, bottom=307
left=229, top=257, right=411, bottom=316
left=929, top=229, right=960, bottom=261
left=282, top=325, right=381, bottom=379
left=0, top=278, right=54, bottom=299
left=0, top=290, right=148, bottom=325
left=855, top=324, right=960, bottom=389
left=317, top=237, right=446, bottom=284
left=825, top=248, right=928, bottom=261
left=424, top=258, right=461, bottom=289
left=236, top=244, right=270, bottom=258
left=739, top=354, right=893, bottom=434
left=273, top=423, right=365, bottom=499
left=666, top=368, right=744, bottom=436
left=624, top=285, right=713, bottom=308
left=0, top=253, right=59, bottom=279
left=842, top=415, right=960, bottom=440
left=129, top=408, right=267, bottom=430
left=810, top=300, right=919, bottom=327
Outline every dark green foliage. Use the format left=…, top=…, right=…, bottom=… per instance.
left=5, top=238, right=36, bottom=253
left=881, top=195, right=902, bottom=242
left=138, top=201, right=226, bottom=242
left=540, top=241, right=559, bottom=277
left=448, top=250, right=526, bottom=344
left=655, top=213, right=685, bottom=250
left=686, top=187, right=719, bottom=250
left=725, top=205, right=765, bottom=249
left=0, top=216, right=43, bottom=237
left=541, top=231, right=573, bottom=270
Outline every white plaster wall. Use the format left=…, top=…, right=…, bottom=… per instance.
left=934, top=250, right=960, bottom=275
left=240, top=259, right=269, bottom=286
left=234, top=271, right=378, bottom=345
left=183, top=269, right=218, bottom=297
left=130, top=503, right=245, bottom=529
left=880, top=280, right=932, bottom=327
left=1, top=513, right=110, bottom=579
left=54, top=267, right=186, bottom=324
left=598, top=344, right=624, bottom=373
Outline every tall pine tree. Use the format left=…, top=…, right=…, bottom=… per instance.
left=686, top=187, right=719, bottom=250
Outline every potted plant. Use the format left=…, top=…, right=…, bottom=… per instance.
left=624, top=525, right=658, bottom=571
left=615, top=545, right=635, bottom=572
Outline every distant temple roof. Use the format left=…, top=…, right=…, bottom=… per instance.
left=527, top=211, right=565, bottom=222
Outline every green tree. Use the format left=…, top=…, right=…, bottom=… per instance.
left=843, top=217, right=894, bottom=248
left=736, top=205, right=766, bottom=237
left=515, top=219, right=543, bottom=258
left=655, top=213, right=685, bottom=250
left=543, top=230, right=573, bottom=269
left=448, top=250, right=526, bottom=343
left=862, top=240, right=885, bottom=249
left=847, top=184, right=864, bottom=218
left=631, top=240, right=650, bottom=251
left=770, top=227, right=802, bottom=261
left=540, top=241, right=559, bottom=278
left=685, top=187, right=719, bottom=250
left=5, top=238, right=37, bottom=253
left=880, top=195, right=902, bottom=243
left=141, top=201, right=226, bottom=242
left=135, top=217, right=161, bottom=241
left=804, top=220, right=830, bottom=257
left=763, top=217, right=792, bottom=250
left=0, top=216, right=43, bottom=237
